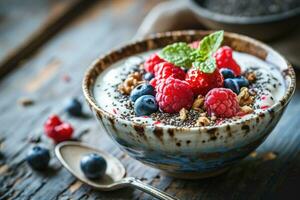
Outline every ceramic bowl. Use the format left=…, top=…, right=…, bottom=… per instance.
left=188, top=0, right=300, bottom=41
left=83, top=30, right=296, bottom=179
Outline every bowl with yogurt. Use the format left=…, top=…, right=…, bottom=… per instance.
left=83, top=30, right=295, bottom=179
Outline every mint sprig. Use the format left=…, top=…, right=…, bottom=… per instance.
left=196, top=30, right=224, bottom=61
left=193, top=57, right=216, bottom=74
left=158, top=30, right=224, bottom=73
left=158, top=42, right=194, bottom=67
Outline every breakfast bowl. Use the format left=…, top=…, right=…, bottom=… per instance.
left=83, top=30, right=295, bottom=179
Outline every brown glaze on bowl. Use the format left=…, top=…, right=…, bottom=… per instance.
left=83, top=30, right=296, bottom=179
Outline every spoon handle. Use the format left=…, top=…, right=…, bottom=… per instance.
left=124, top=177, right=179, bottom=200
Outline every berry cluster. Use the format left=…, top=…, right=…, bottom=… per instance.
left=138, top=46, right=245, bottom=118
left=121, top=32, right=255, bottom=123
left=26, top=98, right=85, bottom=171
left=44, top=115, right=74, bottom=143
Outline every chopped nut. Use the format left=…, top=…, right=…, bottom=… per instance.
left=178, top=108, right=188, bottom=121
left=196, top=116, right=210, bottom=126
left=192, top=95, right=204, bottom=111
left=240, top=105, right=253, bottom=114
left=118, top=72, right=143, bottom=94
left=245, top=71, right=256, bottom=83
left=200, top=112, right=207, bottom=117
left=238, top=87, right=254, bottom=106
left=18, top=97, right=34, bottom=106
left=249, top=151, right=257, bottom=158
left=262, top=152, right=277, bottom=161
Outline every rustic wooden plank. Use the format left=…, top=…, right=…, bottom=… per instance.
left=0, top=0, right=300, bottom=199
left=0, top=0, right=165, bottom=199
left=0, top=0, right=98, bottom=79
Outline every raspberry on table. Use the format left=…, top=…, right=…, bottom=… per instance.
left=214, top=46, right=241, bottom=76
left=185, top=67, right=224, bottom=96
left=154, top=62, right=185, bottom=80
left=44, top=115, right=74, bottom=143
left=205, top=88, right=240, bottom=118
left=44, top=115, right=62, bottom=128
left=156, top=77, right=194, bottom=113
left=144, top=53, right=164, bottom=74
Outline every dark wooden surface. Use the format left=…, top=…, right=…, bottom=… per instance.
left=0, top=0, right=300, bottom=199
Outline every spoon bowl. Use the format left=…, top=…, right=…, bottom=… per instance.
left=55, top=141, right=125, bottom=190
left=55, top=141, right=178, bottom=200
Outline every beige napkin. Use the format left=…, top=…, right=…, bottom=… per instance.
left=136, top=1, right=300, bottom=67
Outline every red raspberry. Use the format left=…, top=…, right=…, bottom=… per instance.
left=205, top=88, right=240, bottom=118
left=149, top=77, right=164, bottom=88
left=44, top=115, right=61, bottom=127
left=214, top=46, right=241, bottom=76
left=189, top=41, right=200, bottom=49
left=144, top=53, right=164, bottom=74
left=52, top=123, right=74, bottom=143
left=156, top=77, right=194, bottom=113
left=44, top=115, right=61, bottom=135
left=185, top=67, right=224, bottom=96
left=155, top=62, right=185, bottom=80
left=44, top=115, right=73, bottom=143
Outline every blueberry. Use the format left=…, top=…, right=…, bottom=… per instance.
left=134, top=95, right=158, bottom=116
left=235, top=76, right=249, bottom=88
left=220, top=68, right=235, bottom=79
left=27, top=146, right=50, bottom=170
left=80, top=153, right=107, bottom=179
left=130, top=83, right=155, bottom=102
left=143, top=73, right=154, bottom=81
left=65, top=98, right=82, bottom=116
left=224, top=79, right=240, bottom=94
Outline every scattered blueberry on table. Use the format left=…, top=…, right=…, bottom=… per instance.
left=80, top=153, right=107, bottom=179
left=130, top=83, right=155, bottom=102
left=65, top=98, right=83, bottom=116
left=27, top=146, right=50, bottom=170
left=134, top=95, right=158, bottom=116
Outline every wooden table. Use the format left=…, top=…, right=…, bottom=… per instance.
left=0, top=0, right=300, bottom=199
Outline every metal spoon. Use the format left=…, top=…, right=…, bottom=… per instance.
left=55, top=141, right=178, bottom=200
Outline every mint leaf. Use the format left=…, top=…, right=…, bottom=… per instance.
left=193, top=57, right=216, bottom=73
left=158, top=31, right=224, bottom=71
left=158, top=42, right=194, bottom=68
left=196, top=30, right=224, bottom=61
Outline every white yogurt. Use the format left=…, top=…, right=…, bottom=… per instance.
left=93, top=51, right=286, bottom=126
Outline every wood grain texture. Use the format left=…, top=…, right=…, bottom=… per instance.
left=0, top=0, right=97, bottom=79
left=0, top=0, right=300, bottom=199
